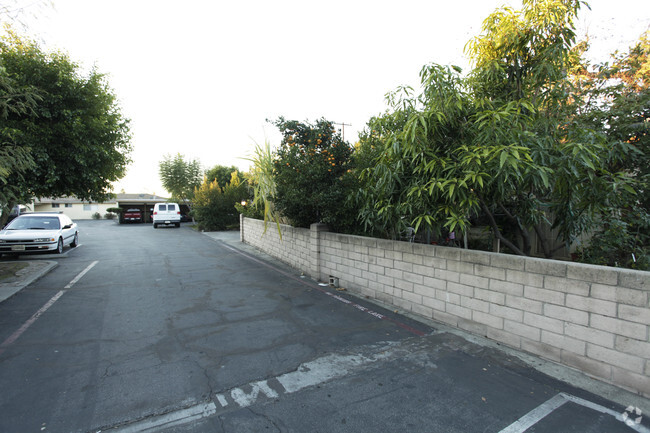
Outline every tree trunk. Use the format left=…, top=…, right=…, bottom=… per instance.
left=478, top=199, right=526, bottom=256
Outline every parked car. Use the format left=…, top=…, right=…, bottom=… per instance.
left=6, top=205, right=28, bottom=225
left=0, top=212, right=78, bottom=256
left=152, top=203, right=181, bottom=228
left=122, top=208, right=143, bottom=223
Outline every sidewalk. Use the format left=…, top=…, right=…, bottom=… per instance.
left=0, top=260, right=57, bottom=303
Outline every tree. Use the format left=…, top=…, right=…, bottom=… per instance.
left=0, top=61, right=39, bottom=219
left=354, top=87, right=423, bottom=240
left=0, top=29, right=132, bottom=223
left=356, top=0, right=637, bottom=258
left=193, top=171, right=247, bottom=231
left=271, top=117, right=355, bottom=231
left=205, top=164, right=244, bottom=188
left=158, top=153, right=202, bottom=204
left=569, top=31, right=650, bottom=269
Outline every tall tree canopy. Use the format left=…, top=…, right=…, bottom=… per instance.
left=567, top=31, right=650, bottom=268
left=158, top=153, right=202, bottom=204
left=205, top=164, right=244, bottom=188
left=355, top=0, right=637, bottom=258
left=0, top=29, right=132, bottom=222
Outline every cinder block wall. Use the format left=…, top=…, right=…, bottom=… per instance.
left=241, top=217, right=650, bottom=398
left=240, top=216, right=312, bottom=274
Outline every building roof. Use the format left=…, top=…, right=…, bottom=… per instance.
left=34, top=193, right=170, bottom=204
left=115, top=193, right=170, bottom=202
left=34, top=196, right=114, bottom=204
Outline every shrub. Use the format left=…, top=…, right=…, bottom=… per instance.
left=576, top=208, right=650, bottom=270
left=104, top=212, right=116, bottom=220
left=92, top=212, right=101, bottom=220
left=193, top=172, right=248, bottom=231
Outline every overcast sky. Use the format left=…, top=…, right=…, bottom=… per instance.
left=10, top=0, right=650, bottom=196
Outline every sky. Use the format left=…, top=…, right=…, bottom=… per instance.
left=8, top=0, right=650, bottom=196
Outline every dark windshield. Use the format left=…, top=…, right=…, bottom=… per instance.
left=7, top=216, right=61, bottom=230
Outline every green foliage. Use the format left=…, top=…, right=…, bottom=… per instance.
left=568, top=30, right=650, bottom=267
left=0, top=29, right=132, bottom=221
left=158, top=153, right=202, bottom=204
left=92, top=212, right=101, bottom=220
left=0, top=28, right=131, bottom=206
left=0, top=63, right=38, bottom=224
left=355, top=0, right=638, bottom=260
left=243, top=139, right=281, bottom=235
left=271, top=117, right=355, bottom=231
left=575, top=207, right=650, bottom=270
left=193, top=171, right=247, bottom=231
left=205, top=165, right=244, bottom=188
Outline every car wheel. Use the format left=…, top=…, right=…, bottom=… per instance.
left=56, top=238, right=64, bottom=254
left=153, top=223, right=158, bottom=229
left=71, top=232, right=78, bottom=247
left=176, top=222, right=181, bottom=228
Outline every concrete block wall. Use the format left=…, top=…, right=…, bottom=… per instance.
left=241, top=217, right=650, bottom=398
left=240, top=217, right=311, bottom=275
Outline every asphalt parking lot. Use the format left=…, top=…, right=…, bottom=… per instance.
left=0, top=221, right=648, bottom=432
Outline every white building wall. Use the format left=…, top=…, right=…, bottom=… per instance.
left=33, top=203, right=116, bottom=220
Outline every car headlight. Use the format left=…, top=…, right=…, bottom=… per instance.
left=34, top=238, right=55, bottom=242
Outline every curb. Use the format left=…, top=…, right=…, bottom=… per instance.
left=0, top=260, right=58, bottom=303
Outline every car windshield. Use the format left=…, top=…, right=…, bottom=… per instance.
left=6, top=216, right=61, bottom=230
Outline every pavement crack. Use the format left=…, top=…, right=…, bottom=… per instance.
left=247, top=407, right=282, bottom=432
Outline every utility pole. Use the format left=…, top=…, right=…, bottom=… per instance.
left=333, top=122, right=352, bottom=141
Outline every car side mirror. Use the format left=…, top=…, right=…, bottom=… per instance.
left=63, top=224, right=73, bottom=229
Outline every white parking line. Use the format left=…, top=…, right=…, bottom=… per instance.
left=0, top=290, right=66, bottom=356
left=0, top=261, right=99, bottom=356
left=499, top=392, right=650, bottom=433
left=64, top=260, right=98, bottom=288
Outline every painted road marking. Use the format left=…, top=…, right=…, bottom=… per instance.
left=0, top=290, right=65, bottom=356
left=108, top=402, right=218, bottom=433
left=230, top=380, right=279, bottom=408
left=214, top=342, right=400, bottom=411
left=104, top=337, right=647, bottom=433
left=499, top=392, right=650, bottom=433
left=107, top=341, right=402, bottom=432
left=0, top=261, right=98, bottom=356
left=64, top=260, right=98, bottom=288
left=218, top=241, right=425, bottom=336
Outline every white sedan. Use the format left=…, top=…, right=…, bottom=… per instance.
left=0, top=212, right=79, bottom=256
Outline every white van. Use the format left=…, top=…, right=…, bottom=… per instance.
left=152, top=203, right=181, bottom=228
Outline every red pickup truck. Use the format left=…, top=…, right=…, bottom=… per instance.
left=122, top=208, right=143, bottom=223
